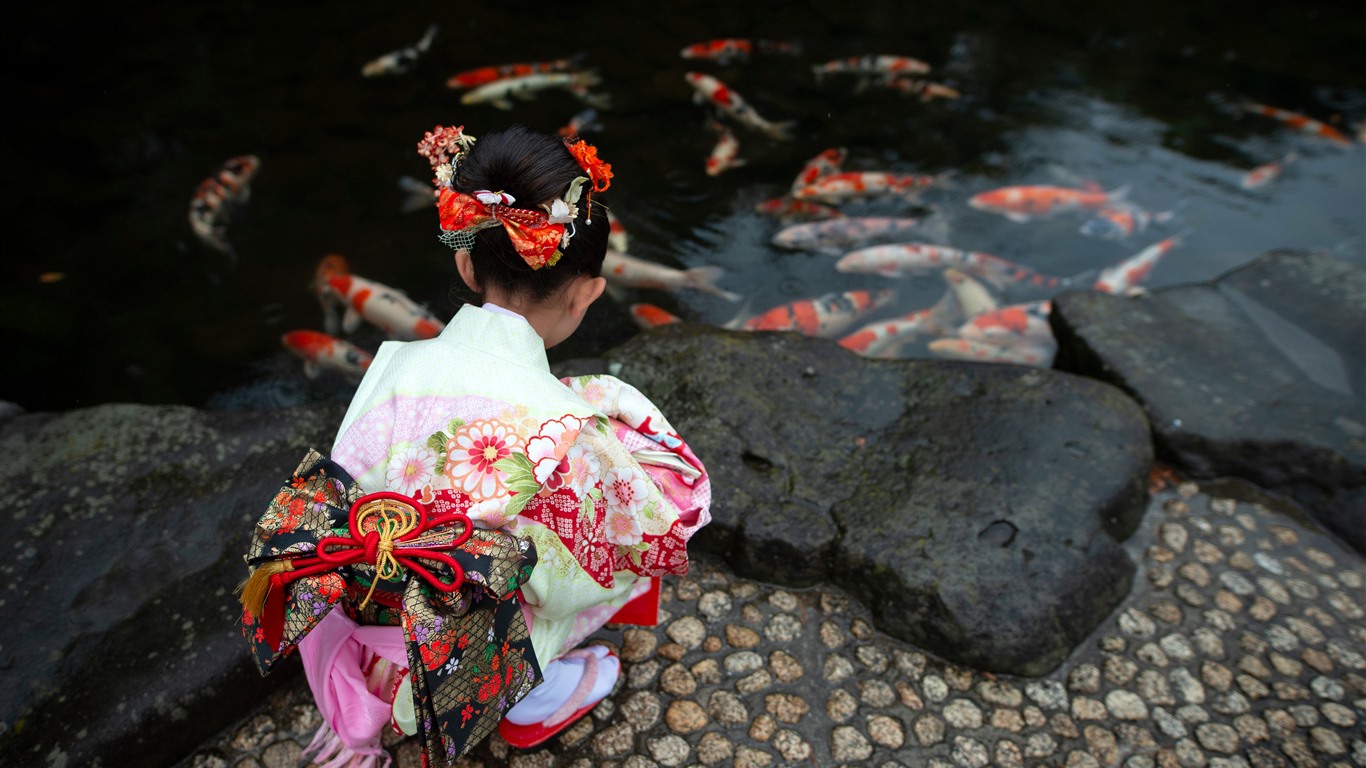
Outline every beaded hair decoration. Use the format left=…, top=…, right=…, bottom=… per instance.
left=416, top=125, right=613, bottom=270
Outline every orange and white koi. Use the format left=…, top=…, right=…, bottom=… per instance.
left=812, top=55, right=931, bottom=81
left=461, top=71, right=607, bottom=111
left=957, top=301, right=1052, bottom=347
left=705, top=121, right=745, bottom=176
left=1240, top=151, right=1297, bottom=190
left=755, top=197, right=845, bottom=223
left=629, top=303, right=682, bottom=329
left=771, top=216, right=938, bottom=254
left=603, top=250, right=742, bottom=302
left=886, top=78, right=961, bottom=101
left=1093, top=231, right=1191, bottom=296
left=361, top=24, right=437, bottom=77
left=943, top=268, right=998, bottom=318
left=281, top=330, right=374, bottom=380
left=927, top=337, right=1054, bottom=367
left=189, top=154, right=260, bottom=255
left=325, top=273, right=446, bottom=340
left=1241, top=102, right=1351, bottom=147
left=679, top=38, right=801, bottom=64
left=607, top=211, right=629, bottom=253
left=835, top=243, right=1067, bottom=290
left=313, top=254, right=351, bottom=335
left=790, top=147, right=847, bottom=194
left=742, top=289, right=895, bottom=338
left=791, top=171, right=949, bottom=204
left=684, top=72, right=794, bottom=140
left=838, top=304, right=957, bottom=357
left=445, top=58, right=579, bottom=90
left=968, top=184, right=1128, bottom=223
left=1079, top=200, right=1178, bottom=241
left=558, top=108, right=603, bottom=139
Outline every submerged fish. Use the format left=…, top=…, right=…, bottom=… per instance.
left=361, top=25, right=438, bottom=77
left=445, top=58, right=579, bottom=90
left=462, top=71, right=607, bottom=111
left=326, top=273, right=446, bottom=340
left=1093, top=231, right=1191, bottom=296
left=629, top=303, right=682, bottom=329
left=771, top=216, right=943, bottom=254
left=313, top=254, right=351, bottom=335
left=968, top=184, right=1128, bottom=223
left=189, top=154, right=260, bottom=255
left=742, top=289, right=895, bottom=338
left=928, top=336, right=1054, bottom=366
left=838, top=299, right=959, bottom=357
left=812, top=55, right=931, bottom=81
left=755, top=197, right=845, bottom=223
left=398, top=175, right=437, bottom=214
left=943, top=268, right=997, bottom=319
left=281, top=330, right=374, bottom=380
left=684, top=72, right=794, bottom=140
left=835, top=243, right=1068, bottom=290
left=558, top=108, right=603, bottom=139
left=705, top=121, right=745, bottom=176
left=790, top=147, right=847, bottom=194
left=957, top=301, right=1053, bottom=347
left=607, top=211, right=629, bottom=253
left=1241, top=151, right=1297, bottom=190
left=886, top=78, right=961, bottom=101
left=791, top=171, right=949, bottom=204
left=603, top=249, right=742, bottom=301
left=1241, top=102, right=1352, bottom=147
left=679, top=38, right=801, bottom=64
left=1079, top=200, right=1179, bottom=241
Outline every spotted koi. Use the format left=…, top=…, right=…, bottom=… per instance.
left=629, top=303, right=682, bottom=329
left=1241, top=102, right=1351, bottom=147
left=790, top=147, right=847, bottom=194
left=445, top=58, right=579, bottom=90
left=834, top=243, right=1068, bottom=291
left=742, top=289, right=895, bottom=338
left=281, top=330, right=374, bottom=380
left=968, top=184, right=1128, bottom=223
left=189, top=154, right=260, bottom=256
left=1093, top=231, right=1192, bottom=296
left=684, top=72, right=794, bottom=140
left=326, top=273, right=446, bottom=340
left=812, top=55, right=931, bottom=81
left=791, top=171, right=949, bottom=204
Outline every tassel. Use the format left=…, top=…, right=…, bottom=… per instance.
left=236, top=560, right=294, bottom=618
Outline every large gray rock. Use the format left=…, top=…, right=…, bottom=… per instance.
left=1051, top=249, right=1366, bottom=554
left=601, top=326, right=1152, bottom=676
left=0, top=403, right=344, bottom=768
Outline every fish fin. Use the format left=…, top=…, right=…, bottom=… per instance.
left=1005, top=212, right=1033, bottom=223
left=342, top=307, right=363, bottom=334
left=1105, top=183, right=1132, bottom=201
left=302, top=361, right=321, bottom=379
left=685, top=266, right=742, bottom=302
left=731, top=158, right=748, bottom=168
left=417, top=24, right=438, bottom=52
left=491, top=98, right=515, bottom=110
left=763, top=120, right=796, bottom=141
left=579, top=91, right=612, bottom=110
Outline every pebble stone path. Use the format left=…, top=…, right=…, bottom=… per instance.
left=185, top=478, right=1366, bottom=768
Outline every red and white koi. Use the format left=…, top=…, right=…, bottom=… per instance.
left=927, top=337, right=1054, bottom=367
left=886, top=78, right=961, bottom=101
left=684, top=72, right=794, bottom=140
left=189, top=154, right=260, bottom=255
left=838, top=303, right=958, bottom=358
left=957, top=301, right=1053, bottom=347
left=754, top=197, right=845, bottom=223
left=325, top=273, right=446, bottom=340
left=705, top=121, right=745, bottom=176
left=629, top=303, right=682, bottom=329
left=742, top=289, right=895, bottom=338
left=1240, top=151, right=1297, bottom=190
left=1241, top=102, right=1352, bottom=148
left=281, top=330, right=374, bottom=380
left=790, top=147, right=847, bottom=194
left=791, top=171, right=949, bottom=204
left=1078, top=200, right=1178, bottom=241
left=603, top=250, right=742, bottom=302
left=943, top=268, right=998, bottom=319
left=606, top=211, right=629, bottom=253
left=361, top=24, right=437, bottom=77
left=313, top=254, right=351, bottom=335
left=968, top=184, right=1128, bottom=223
left=445, top=58, right=579, bottom=90
left=771, top=216, right=938, bottom=254
left=679, top=38, right=801, bottom=64
left=462, top=71, right=607, bottom=111
left=1093, top=231, right=1191, bottom=296
left=834, top=243, right=1067, bottom=290
left=812, top=55, right=931, bottom=81
left=558, top=108, right=603, bottom=139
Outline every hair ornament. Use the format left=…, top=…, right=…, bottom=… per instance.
left=417, top=125, right=477, bottom=189
left=564, top=139, right=612, bottom=223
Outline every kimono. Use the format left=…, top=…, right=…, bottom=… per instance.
left=317, top=302, right=710, bottom=760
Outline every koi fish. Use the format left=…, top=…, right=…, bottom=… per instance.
left=281, top=330, right=374, bottom=380
left=1094, top=231, right=1191, bottom=296
left=189, top=154, right=260, bottom=255
left=1240, top=151, right=1297, bottom=190
left=445, top=57, right=579, bottom=90
left=313, top=254, right=351, bottom=334
left=771, top=216, right=941, bottom=255
left=886, top=78, right=961, bottom=101
left=755, top=197, right=845, bottom=223
left=462, top=71, right=608, bottom=111
left=790, top=147, right=847, bottom=194
left=812, top=55, right=931, bottom=81
left=629, top=303, right=682, bottom=329
left=326, top=273, right=446, bottom=340
left=603, top=250, right=742, bottom=301
left=1241, top=102, right=1352, bottom=147
left=838, top=302, right=959, bottom=357
left=705, top=121, right=745, bottom=176
left=684, top=72, right=794, bottom=140
left=361, top=25, right=437, bottom=77
left=927, top=337, right=1054, bottom=366
left=968, top=184, right=1129, bottom=223
left=742, top=289, right=895, bottom=338
left=791, top=171, right=950, bottom=204
left=679, top=38, right=802, bottom=64
left=835, top=243, right=1067, bottom=290
left=1079, top=200, right=1178, bottom=241
left=558, top=108, right=603, bottom=139
left=957, top=301, right=1052, bottom=347
left=943, top=268, right=998, bottom=318
left=607, top=211, right=629, bottom=253
left=398, top=175, right=437, bottom=214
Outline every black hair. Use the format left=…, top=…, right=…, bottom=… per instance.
left=453, top=124, right=608, bottom=302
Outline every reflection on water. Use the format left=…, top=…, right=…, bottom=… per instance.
left=4, top=1, right=1364, bottom=411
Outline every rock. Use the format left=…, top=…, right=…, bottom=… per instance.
left=1050, top=249, right=1366, bottom=553
left=607, top=325, right=1151, bottom=675
left=0, top=403, right=344, bottom=768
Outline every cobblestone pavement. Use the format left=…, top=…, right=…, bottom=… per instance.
left=185, top=479, right=1366, bottom=768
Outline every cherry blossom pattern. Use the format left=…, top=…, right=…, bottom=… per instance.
left=445, top=419, right=523, bottom=499
left=387, top=445, right=437, bottom=497
left=602, top=467, right=649, bottom=545
left=525, top=416, right=584, bottom=492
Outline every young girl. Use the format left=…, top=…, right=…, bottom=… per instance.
left=238, top=124, right=711, bottom=766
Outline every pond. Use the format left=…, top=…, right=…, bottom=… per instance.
left=5, top=1, right=1364, bottom=412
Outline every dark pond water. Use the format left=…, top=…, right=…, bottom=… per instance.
left=5, top=1, right=1365, bottom=412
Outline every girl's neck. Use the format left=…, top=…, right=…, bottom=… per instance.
left=480, top=289, right=564, bottom=349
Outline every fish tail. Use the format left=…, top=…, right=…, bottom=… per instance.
left=417, top=24, right=438, bottom=52
left=686, top=266, right=743, bottom=302
left=764, top=120, right=797, bottom=141
left=1105, top=182, right=1132, bottom=201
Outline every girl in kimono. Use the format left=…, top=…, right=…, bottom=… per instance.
left=287, top=124, right=712, bottom=764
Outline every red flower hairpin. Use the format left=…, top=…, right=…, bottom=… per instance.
left=565, top=139, right=612, bottom=223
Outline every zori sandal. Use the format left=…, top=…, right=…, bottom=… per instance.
left=499, top=646, right=619, bottom=749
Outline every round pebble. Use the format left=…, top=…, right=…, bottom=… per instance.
left=724, top=650, right=763, bottom=676
left=914, top=714, right=946, bottom=746
left=951, top=735, right=990, bottom=768
left=773, top=729, right=811, bottom=761
left=866, top=714, right=904, bottom=749
left=827, top=688, right=857, bottom=722
left=647, top=734, right=691, bottom=767
left=698, top=591, right=732, bottom=620
left=1196, top=722, right=1239, bottom=753
left=1105, top=690, right=1149, bottom=720
left=666, top=616, right=705, bottom=649
left=725, top=624, right=760, bottom=649
left=665, top=700, right=707, bottom=733
left=824, top=653, right=854, bottom=682
left=943, top=698, right=984, bottom=729
left=768, top=649, right=802, bottom=682
left=764, top=613, right=802, bottom=643
left=831, top=725, right=873, bottom=762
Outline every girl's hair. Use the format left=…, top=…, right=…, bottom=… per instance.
left=453, top=124, right=608, bottom=302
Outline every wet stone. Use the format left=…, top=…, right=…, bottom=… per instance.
left=1196, top=723, right=1239, bottom=754
left=1180, top=562, right=1212, bottom=587
left=1149, top=545, right=1176, bottom=563
left=1193, top=628, right=1225, bottom=659
left=1100, top=635, right=1127, bottom=652
left=1245, top=746, right=1288, bottom=768
left=850, top=618, right=875, bottom=640
left=979, top=680, right=1024, bottom=708
left=1281, top=736, right=1315, bottom=768
left=1326, top=638, right=1366, bottom=667
left=1205, top=608, right=1236, bottom=631
left=695, top=732, right=733, bottom=766
left=1240, top=632, right=1270, bottom=655
left=894, top=649, right=927, bottom=679
left=1248, top=596, right=1277, bottom=622
left=1194, top=540, right=1224, bottom=564
left=230, top=715, right=275, bottom=752
left=737, top=670, right=771, bottom=694
left=827, top=689, right=857, bottom=722
left=1161, top=633, right=1196, bottom=661
left=733, top=746, right=774, bottom=768
left=698, top=591, right=732, bottom=621
left=749, top=713, right=777, bottom=741
left=768, top=650, right=802, bottom=682
left=824, top=654, right=854, bottom=682
left=666, top=616, right=705, bottom=649
left=944, top=665, right=975, bottom=691
left=656, top=642, right=686, bottom=662
left=647, top=734, right=691, bottom=767
left=1285, top=617, right=1325, bottom=645
left=773, top=729, right=812, bottom=761
left=724, top=650, right=763, bottom=676
left=706, top=690, right=749, bottom=726
left=1161, top=523, right=1190, bottom=552
left=1105, top=655, right=1139, bottom=685
left=725, top=624, right=760, bottom=650
left=1150, top=601, right=1185, bottom=625
left=1288, top=704, right=1318, bottom=727
left=1173, top=738, right=1208, bottom=767
left=592, top=722, right=637, bottom=759
left=675, top=579, right=701, bottom=601
left=764, top=614, right=802, bottom=643
left=1064, top=750, right=1101, bottom=768
left=915, top=715, right=946, bottom=745
left=622, top=691, right=664, bottom=731
left=1263, top=709, right=1296, bottom=738
left=1266, top=524, right=1298, bottom=545
left=560, top=716, right=596, bottom=747
left=768, top=590, right=798, bottom=611
left=944, top=698, right=984, bottom=729
left=1210, top=691, right=1250, bottom=716
left=991, top=708, right=1025, bottom=732
left=1177, top=704, right=1211, bottom=724
left=1025, top=732, right=1058, bottom=758
left=859, top=678, right=896, bottom=708
left=1301, top=648, right=1333, bottom=675
left=1257, top=578, right=1291, bottom=605
left=896, top=679, right=924, bottom=709
left=1215, top=590, right=1243, bottom=613
left=819, top=620, right=844, bottom=649
left=1116, top=723, right=1157, bottom=749
left=665, top=700, right=708, bottom=733
left=1233, top=713, right=1269, bottom=743
left=819, top=590, right=849, bottom=614
left=856, top=645, right=890, bottom=674
left=1068, top=663, right=1103, bottom=694
left=866, top=714, right=904, bottom=749
left=1269, top=653, right=1302, bottom=676
left=951, top=735, right=990, bottom=768
left=659, top=663, right=696, bottom=697
left=1286, top=578, right=1320, bottom=600
left=628, top=659, right=661, bottom=689
left=740, top=604, right=763, bottom=623
left=831, top=726, right=873, bottom=762
left=261, top=742, right=300, bottom=768
left=1023, top=706, right=1047, bottom=727
left=1302, top=606, right=1335, bottom=629
left=1154, top=707, right=1188, bottom=739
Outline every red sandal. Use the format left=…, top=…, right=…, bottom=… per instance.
left=498, top=646, right=619, bottom=749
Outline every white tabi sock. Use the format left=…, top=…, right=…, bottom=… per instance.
left=503, top=645, right=618, bottom=726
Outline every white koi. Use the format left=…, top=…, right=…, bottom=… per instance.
left=603, top=250, right=742, bottom=302
left=462, top=71, right=608, bottom=111
left=1093, top=231, right=1191, bottom=296
left=835, top=243, right=1068, bottom=291
left=361, top=25, right=438, bottom=77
